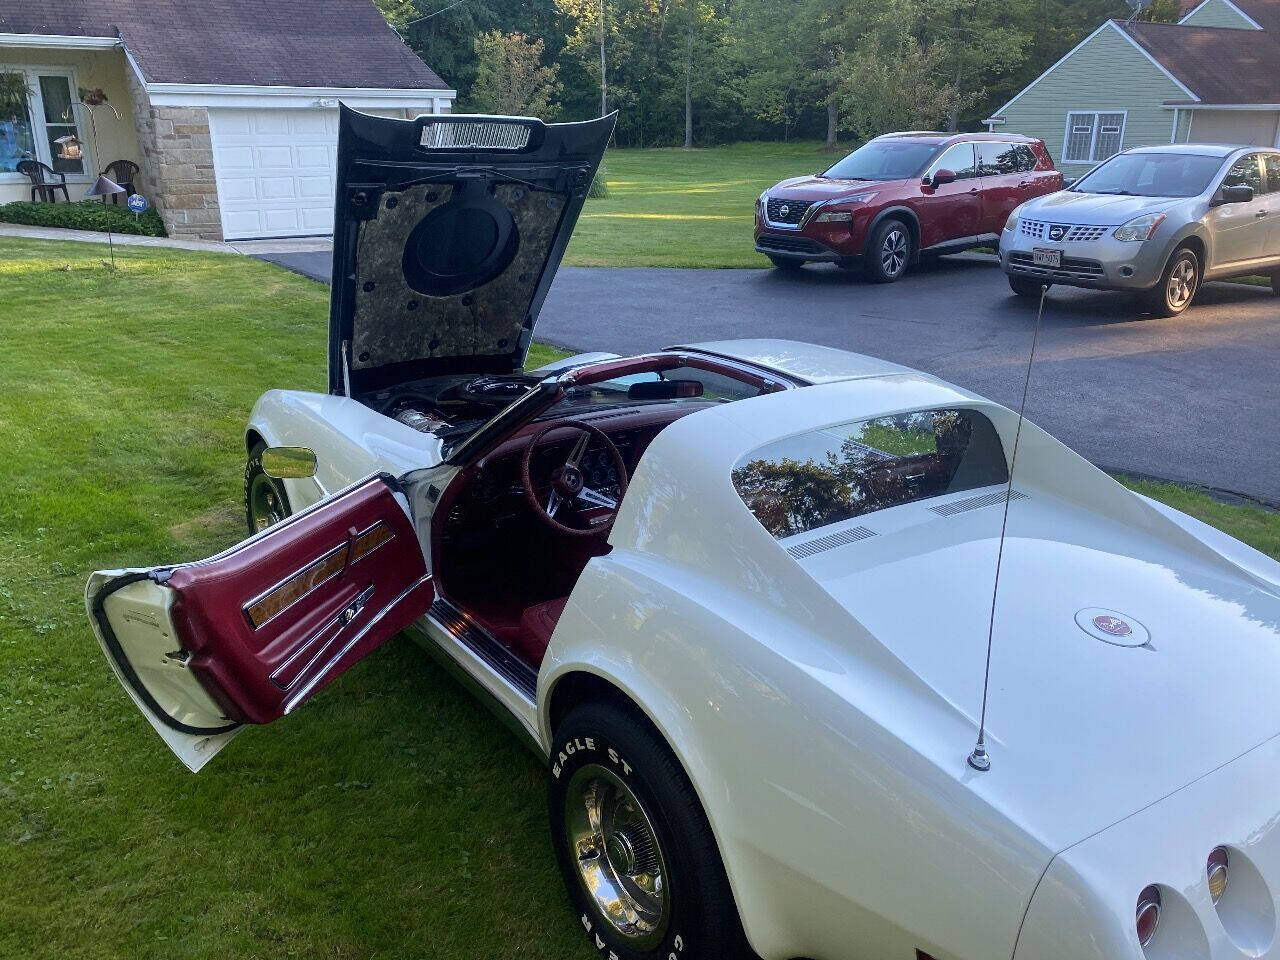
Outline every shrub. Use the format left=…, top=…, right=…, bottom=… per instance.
left=0, top=198, right=166, bottom=236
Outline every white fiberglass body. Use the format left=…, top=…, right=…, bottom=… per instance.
left=84, top=111, right=1280, bottom=960
left=225, top=340, right=1280, bottom=960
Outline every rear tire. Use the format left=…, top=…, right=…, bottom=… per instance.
left=863, top=218, right=912, bottom=282
left=1270, top=272, right=1279, bottom=296
left=1145, top=246, right=1200, bottom=317
left=767, top=255, right=804, bottom=271
left=548, top=701, right=755, bottom=960
left=244, top=441, right=292, bottom=535
left=1008, top=275, right=1047, bottom=298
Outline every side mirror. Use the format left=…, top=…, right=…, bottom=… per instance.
left=1220, top=184, right=1254, bottom=204
left=929, top=169, right=957, bottom=187
left=262, top=446, right=317, bottom=479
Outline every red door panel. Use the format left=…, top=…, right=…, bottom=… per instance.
left=159, top=476, right=431, bottom=724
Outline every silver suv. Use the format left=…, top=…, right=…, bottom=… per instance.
left=1000, top=144, right=1280, bottom=316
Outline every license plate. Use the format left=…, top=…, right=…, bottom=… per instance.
left=1032, top=247, right=1062, bottom=268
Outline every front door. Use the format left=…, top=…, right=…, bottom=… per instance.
left=86, top=475, right=434, bottom=771
left=1209, top=153, right=1270, bottom=267
left=919, top=142, right=982, bottom=247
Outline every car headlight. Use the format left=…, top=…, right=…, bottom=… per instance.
left=1004, top=211, right=1019, bottom=232
left=814, top=192, right=877, bottom=223
left=758, top=190, right=768, bottom=210
left=1113, top=212, right=1166, bottom=242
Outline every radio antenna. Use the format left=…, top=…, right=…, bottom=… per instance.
left=967, top=284, right=1047, bottom=773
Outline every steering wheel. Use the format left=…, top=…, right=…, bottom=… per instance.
left=521, top=421, right=629, bottom=537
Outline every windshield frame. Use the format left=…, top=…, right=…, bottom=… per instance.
left=820, top=139, right=944, bottom=183
left=1069, top=150, right=1228, bottom=199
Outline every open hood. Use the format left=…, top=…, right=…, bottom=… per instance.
left=328, top=106, right=615, bottom=396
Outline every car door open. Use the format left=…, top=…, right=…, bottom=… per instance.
left=86, top=475, right=433, bottom=771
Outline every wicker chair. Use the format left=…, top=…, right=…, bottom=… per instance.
left=16, top=159, right=70, bottom=203
left=100, top=159, right=139, bottom=204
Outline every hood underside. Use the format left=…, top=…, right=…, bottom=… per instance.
left=328, top=107, right=615, bottom=396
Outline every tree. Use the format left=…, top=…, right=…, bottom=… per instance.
left=469, top=31, right=563, bottom=116
left=1136, top=0, right=1184, bottom=22
left=835, top=38, right=963, bottom=143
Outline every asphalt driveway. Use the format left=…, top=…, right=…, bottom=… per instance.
left=254, top=250, right=1280, bottom=505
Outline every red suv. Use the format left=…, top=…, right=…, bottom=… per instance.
left=755, top=131, right=1062, bottom=281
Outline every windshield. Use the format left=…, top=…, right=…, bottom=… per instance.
left=538, top=365, right=766, bottom=419
left=1072, top=152, right=1224, bottom=198
left=822, top=140, right=939, bottom=181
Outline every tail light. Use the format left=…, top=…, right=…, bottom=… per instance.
left=1136, top=885, right=1162, bottom=946
left=1207, top=847, right=1229, bottom=904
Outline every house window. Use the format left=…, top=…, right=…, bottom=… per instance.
left=0, top=68, right=89, bottom=178
left=1063, top=112, right=1126, bottom=164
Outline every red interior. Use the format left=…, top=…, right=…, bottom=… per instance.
left=168, top=477, right=433, bottom=724
left=433, top=403, right=705, bottom=666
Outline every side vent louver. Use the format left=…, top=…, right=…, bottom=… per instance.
left=930, top=489, right=1028, bottom=517
left=786, top=525, right=877, bottom=559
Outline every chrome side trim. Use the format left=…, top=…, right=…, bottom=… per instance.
left=428, top=596, right=538, bottom=699
left=281, top=572, right=433, bottom=714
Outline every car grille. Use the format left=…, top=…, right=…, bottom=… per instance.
left=765, top=197, right=814, bottom=225
left=757, top=233, right=825, bottom=254
left=1008, top=251, right=1105, bottom=280
left=1020, top=220, right=1109, bottom=242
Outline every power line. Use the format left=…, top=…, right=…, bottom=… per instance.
left=402, top=0, right=471, bottom=27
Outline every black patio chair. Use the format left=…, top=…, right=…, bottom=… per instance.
left=100, top=159, right=139, bottom=204
left=16, top=159, right=70, bottom=203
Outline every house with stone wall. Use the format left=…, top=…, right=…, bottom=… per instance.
left=0, top=0, right=454, bottom=239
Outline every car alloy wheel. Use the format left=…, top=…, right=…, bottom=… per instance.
left=548, top=701, right=756, bottom=960
left=1166, top=257, right=1196, bottom=311
left=865, top=218, right=912, bottom=283
left=565, top=763, right=671, bottom=949
left=1147, top=247, right=1200, bottom=317
left=880, top=228, right=908, bottom=277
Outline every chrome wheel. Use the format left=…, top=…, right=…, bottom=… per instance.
left=1166, top=256, right=1197, bottom=311
left=565, top=764, right=670, bottom=948
left=881, top=228, right=908, bottom=277
left=247, top=471, right=287, bottom=532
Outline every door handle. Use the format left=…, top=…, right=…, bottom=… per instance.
left=1256, top=210, right=1269, bottom=218
left=1018, top=180, right=1033, bottom=188
left=968, top=187, right=979, bottom=194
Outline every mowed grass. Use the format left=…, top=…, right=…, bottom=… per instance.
left=0, top=239, right=1277, bottom=959
left=0, top=238, right=587, bottom=960
left=565, top=140, right=832, bottom=268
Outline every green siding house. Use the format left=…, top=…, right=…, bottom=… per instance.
left=985, top=0, right=1280, bottom=176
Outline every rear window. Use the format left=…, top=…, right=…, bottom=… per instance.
left=732, top=408, right=1008, bottom=539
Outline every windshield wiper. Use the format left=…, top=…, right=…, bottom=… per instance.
left=1093, top=189, right=1137, bottom=196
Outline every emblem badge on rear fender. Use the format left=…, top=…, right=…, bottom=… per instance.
left=1075, top=607, right=1150, bottom=647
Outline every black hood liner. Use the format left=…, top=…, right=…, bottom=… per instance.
left=328, top=107, right=616, bottom=396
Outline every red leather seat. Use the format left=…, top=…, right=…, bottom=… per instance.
left=519, top=596, right=568, bottom=665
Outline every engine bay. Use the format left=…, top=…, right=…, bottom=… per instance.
left=363, top=373, right=545, bottom=446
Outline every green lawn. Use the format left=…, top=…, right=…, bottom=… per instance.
left=565, top=141, right=831, bottom=268
left=0, top=239, right=1276, bottom=959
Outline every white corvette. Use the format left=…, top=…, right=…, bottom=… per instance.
left=86, top=110, right=1280, bottom=960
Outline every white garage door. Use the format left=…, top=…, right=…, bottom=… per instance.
left=209, top=108, right=338, bottom=240
left=1188, top=110, right=1280, bottom=148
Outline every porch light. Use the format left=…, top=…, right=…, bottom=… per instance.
left=54, top=134, right=82, bottom=160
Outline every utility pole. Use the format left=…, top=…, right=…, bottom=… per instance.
left=599, top=0, right=608, bottom=116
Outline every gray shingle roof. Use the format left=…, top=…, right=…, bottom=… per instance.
left=0, top=0, right=449, bottom=89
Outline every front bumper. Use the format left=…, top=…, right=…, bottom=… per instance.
left=754, top=232, right=843, bottom=263
left=1000, top=226, right=1174, bottom=291
left=1016, top=733, right=1280, bottom=960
